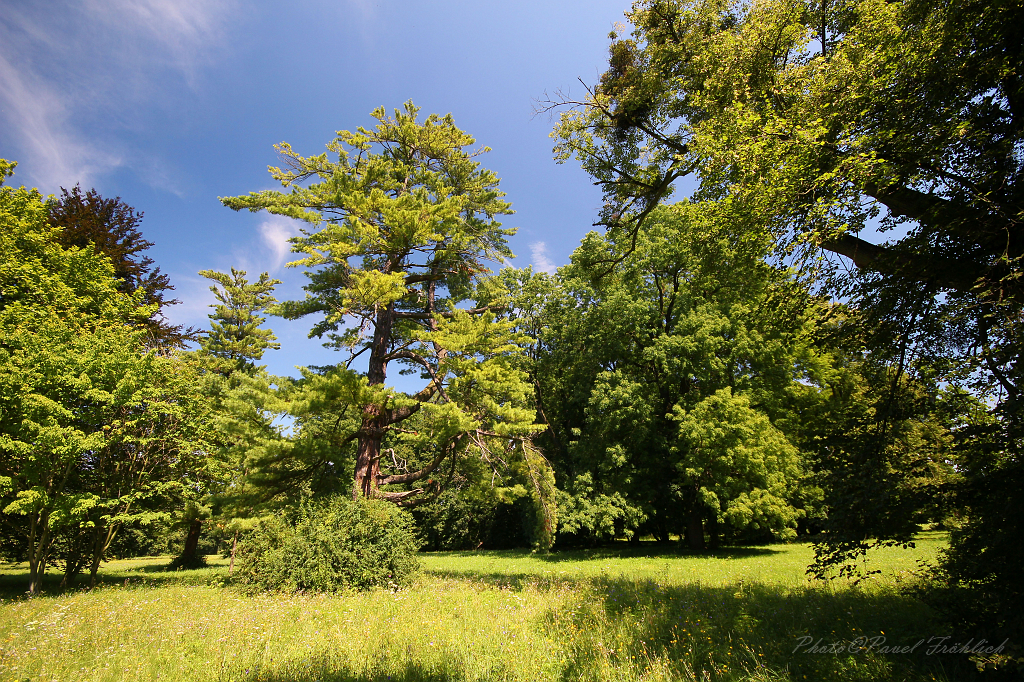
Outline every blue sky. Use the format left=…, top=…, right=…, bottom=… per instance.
left=1, top=0, right=632, bottom=379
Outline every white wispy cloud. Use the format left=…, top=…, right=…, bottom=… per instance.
left=530, top=241, right=558, bottom=275
left=259, top=218, right=301, bottom=271
left=0, top=0, right=234, bottom=192
left=0, top=49, right=124, bottom=190
left=169, top=215, right=299, bottom=332
left=82, top=0, right=233, bottom=81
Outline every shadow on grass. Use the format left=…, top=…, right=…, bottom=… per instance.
left=0, top=558, right=226, bottom=599
left=223, top=577, right=981, bottom=682
left=0, top=547, right=989, bottom=681
left=549, top=576, right=982, bottom=682
left=427, top=543, right=784, bottom=564
left=423, top=544, right=786, bottom=593
left=242, top=575, right=977, bottom=682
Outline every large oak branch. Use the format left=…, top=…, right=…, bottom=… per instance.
left=820, top=233, right=979, bottom=293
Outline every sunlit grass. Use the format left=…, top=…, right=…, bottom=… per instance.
left=422, top=531, right=948, bottom=588
left=0, top=533, right=970, bottom=681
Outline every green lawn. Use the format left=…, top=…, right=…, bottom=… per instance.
left=0, top=533, right=976, bottom=681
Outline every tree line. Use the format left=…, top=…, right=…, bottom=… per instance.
left=1, top=0, right=1020, bottom=646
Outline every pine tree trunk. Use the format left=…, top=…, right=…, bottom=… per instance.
left=353, top=302, right=395, bottom=500
left=353, top=409, right=384, bottom=499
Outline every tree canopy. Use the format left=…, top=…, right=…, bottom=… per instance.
left=552, top=0, right=1021, bottom=303
left=47, top=185, right=186, bottom=345
left=0, top=161, right=211, bottom=592
left=516, top=202, right=814, bottom=547
left=2, top=2, right=1020, bottom=641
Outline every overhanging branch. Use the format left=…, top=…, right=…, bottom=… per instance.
left=393, top=305, right=506, bottom=320
left=819, top=233, right=978, bottom=293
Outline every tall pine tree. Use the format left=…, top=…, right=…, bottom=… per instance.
left=170, top=268, right=282, bottom=569
left=221, top=103, right=549, bottom=513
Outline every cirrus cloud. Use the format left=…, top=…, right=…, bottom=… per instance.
left=0, top=0, right=235, bottom=192
left=529, top=241, right=558, bottom=275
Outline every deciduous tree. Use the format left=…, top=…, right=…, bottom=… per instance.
left=0, top=161, right=211, bottom=592
left=1, top=161, right=212, bottom=591
left=518, top=202, right=811, bottom=548
left=48, top=185, right=186, bottom=345
left=550, top=0, right=1021, bottom=636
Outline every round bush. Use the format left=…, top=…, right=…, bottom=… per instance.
left=236, top=496, right=420, bottom=593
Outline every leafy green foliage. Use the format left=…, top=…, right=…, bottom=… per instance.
left=513, top=202, right=814, bottom=547
left=802, top=356, right=959, bottom=580
left=0, top=160, right=213, bottom=591
left=555, top=474, right=641, bottom=546
left=551, top=0, right=1020, bottom=639
left=175, top=270, right=287, bottom=570
left=673, top=388, right=802, bottom=540
left=411, top=487, right=495, bottom=551
left=235, top=496, right=420, bottom=593
left=922, top=395, right=1024, bottom=644
left=553, top=0, right=1023, bottom=308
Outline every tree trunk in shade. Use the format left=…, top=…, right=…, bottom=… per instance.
left=686, top=512, right=705, bottom=551
left=178, top=520, right=203, bottom=566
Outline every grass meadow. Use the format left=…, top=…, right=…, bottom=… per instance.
left=0, top=532, right=979, bottom=682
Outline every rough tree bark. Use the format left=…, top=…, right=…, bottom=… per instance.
left=352, top=299, right=394, bottom=500
left=351, top=275, right=451, bottom=504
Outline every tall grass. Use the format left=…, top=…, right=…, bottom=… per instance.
left=0, top=533, right=976, bottom=681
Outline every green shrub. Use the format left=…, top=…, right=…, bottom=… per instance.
left=235, top=496, right=420, bottom=593
left=411, top=488, right=495, bottom=551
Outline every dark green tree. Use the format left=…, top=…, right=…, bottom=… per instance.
left=517, top=202, right=813, bottom=548
left=47, top=184, right=187, bottom=345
